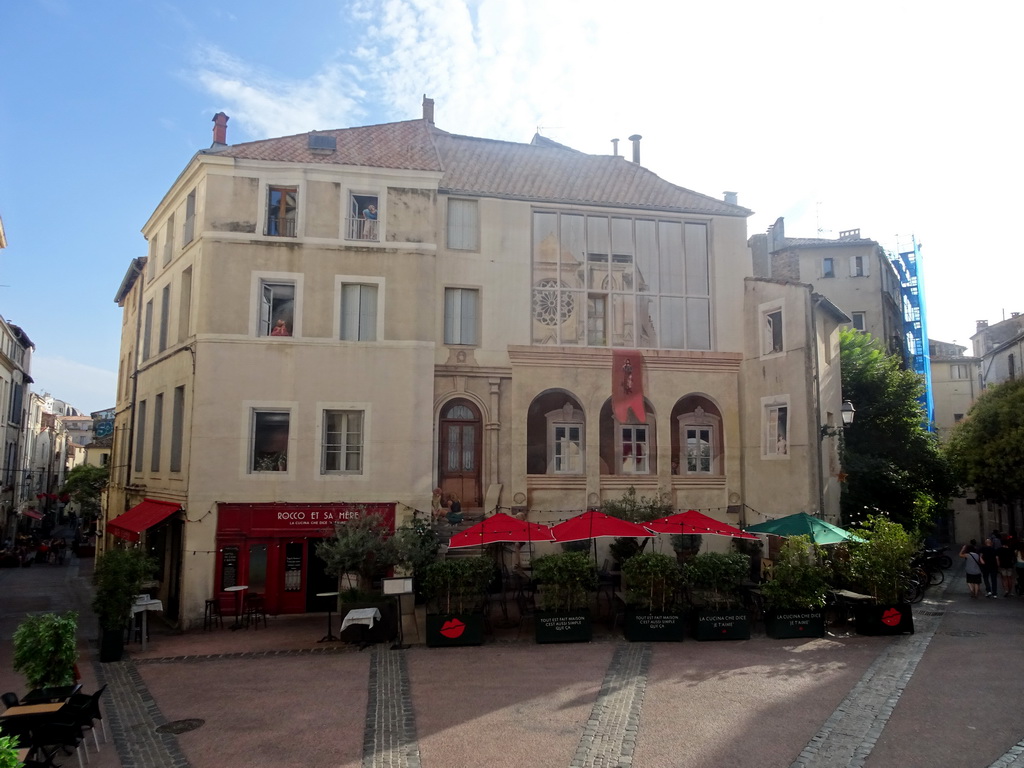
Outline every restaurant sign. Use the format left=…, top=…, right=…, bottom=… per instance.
left=217, top=502, right=396, bottom=538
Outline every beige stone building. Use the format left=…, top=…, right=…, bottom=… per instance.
left=105, top=102, right=847, bottom=627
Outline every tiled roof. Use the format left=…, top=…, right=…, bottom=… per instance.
left=778, top=236, right=877, bottom=250
left=210, top=119, right=749, bottom=217
left=211, top=119, right=443, bottom=172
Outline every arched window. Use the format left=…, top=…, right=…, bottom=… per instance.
left=671, top=397, right=723, bottom=476
left=526, top=391, right=586, bottom=475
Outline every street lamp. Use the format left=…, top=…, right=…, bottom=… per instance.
left=821, top=400, right=856, bottom=438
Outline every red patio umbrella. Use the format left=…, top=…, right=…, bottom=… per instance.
left=645, top=509, right=758, bottom=540
left=550, top=509, right=655, bottom=543
left=447, top=512, right=555, bottom=549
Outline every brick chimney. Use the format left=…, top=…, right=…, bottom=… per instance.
left=976, top=320, right=989, bottom=332
left=723, top=191, right=738, bottom=205
left=422, top=95, right=434, bottom=124
left=212, top=112, right=229, bottom=145
left=628, top=134, right=642, bottom=164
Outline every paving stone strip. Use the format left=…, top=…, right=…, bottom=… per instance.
left=570, top=642, right=651, bottom=768
left=362, top=647, right=421, bottom=768
left=95, top=658, right=191, bottom=768
left=790, top=585, right=953, bottom=768
left=988, top=738, right=1024, bottom=768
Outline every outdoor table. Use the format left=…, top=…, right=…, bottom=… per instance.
left=224, top=585, right=249, bottom=630
left=340, top=607, right=381, bottom=648
left=21, top=684, right=81, bottom=704
left=316, top=591, right=341, bottom=642
left=1, top=702, right=66, bottom=717
left=132, top=595, right=164, bottom=650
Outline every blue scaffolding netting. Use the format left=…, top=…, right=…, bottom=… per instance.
left=888, top=239, right=935, bottom=430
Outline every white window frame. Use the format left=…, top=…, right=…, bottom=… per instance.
left=545, top=403, right=585, bottom=475
left=264, top=183, right=300, bottom=238
left=760, top=301, right=784, bottom=356
left=252, top=272, right=303, bottom=338
left=678, top=406, right=721, bottom=475
left=617, top=423, right=651, bottom=475
left=334, top=275, right=384, bottom=342
left=851, top=312, right=866, bottom=331
left=762, top=396, right=791, bottom=459
left=444, top=287, right=480, bottom=346
left=320, top=408, right=365, bottom=475
left=345, top=190, right=381, bottom=242
left=447, top=198, right=479, bottom=251
left=246, top=404, right=293, bottom=475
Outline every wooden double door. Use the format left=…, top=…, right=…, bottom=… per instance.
left=438, top=399, right=482, bottom=507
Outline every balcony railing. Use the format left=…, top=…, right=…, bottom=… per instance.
left=346, top=217, right=379, bottom=242
left=266, top=216, right=297, bottom=237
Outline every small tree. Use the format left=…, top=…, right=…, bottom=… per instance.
left=681, top=551, right=750, bottom=608
left=759, top=536, right=829, bottom=610
left=622, top=552, right=682, bottom=613
left=92, top=547, right=157, bottom=632
left=601, top=486, right=672, bottom=523
left=532, top=551, right=599, bottom=613
left=13, top=611, right=79, bottom=689
left=423, top=557, right=493, bottom=614
left=847, top=516, right=918, bottom=604
left=61, top=464, right=109, bottom=526
left=315, top=513, right=399, bottom=594
left=393, top=517, right=441, bottom=600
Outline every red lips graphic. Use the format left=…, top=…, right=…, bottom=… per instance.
left=440, top=618, right=466, bottom=639
left=881, top=608, right=902, bottom=627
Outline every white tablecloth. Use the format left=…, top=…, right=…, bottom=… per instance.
left=341, top=607, right=381, bottom=631
left=131, top=598, right=164, bottom=614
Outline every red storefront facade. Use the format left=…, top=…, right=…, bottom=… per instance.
left=215, top=502, right=396, bottom=615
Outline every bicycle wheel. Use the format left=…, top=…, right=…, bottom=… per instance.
left=938, top=556, right=952, bottom=569
left=928, top=568, right=944, bottom=586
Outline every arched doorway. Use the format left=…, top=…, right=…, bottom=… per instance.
left=438, top=399, right=482, bottom=507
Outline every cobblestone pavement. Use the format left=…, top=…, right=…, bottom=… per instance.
left=363, top=647, right=420, bottom=768
left=571, top=643, right=651, bottom=768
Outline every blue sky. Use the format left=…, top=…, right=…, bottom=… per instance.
left=3, top=0, right=1022, bottom=414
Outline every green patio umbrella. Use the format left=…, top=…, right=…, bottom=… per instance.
left=744, top=512, right=863, bottom=545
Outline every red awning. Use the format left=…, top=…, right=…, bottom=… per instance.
left=22, top=509, right=43, bottom=520
left=108, top=499, right=181, bottom=542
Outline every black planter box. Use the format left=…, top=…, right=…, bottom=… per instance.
left=854, top=603, right=914, bottom=636
left=765, top=609, right=826, bottom=639
left=99, top=629, right=124, bottom=663
left=534, top=611, right=592, bottom=644
left=691, top=607, right=750, bottom=641
left=425, top=613, right=485, bottom=647
left=624, top=610, right=685, bottom=642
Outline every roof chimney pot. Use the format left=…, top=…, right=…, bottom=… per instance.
left=628, top=134, right=642, bottom=164
left=977, top=320, right=989, bottom=332
left=212, top=112, right=229, bottom=145
left=723, top=191, right=737, bottom=206
left=422, top=95, right=434, bottom=124
left=611, top=138, right=619, bottom=157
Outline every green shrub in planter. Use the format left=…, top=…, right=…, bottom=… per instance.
left=423, top=557, right=493, bottom=615
left=0, top=734, right=26, bottom=768
left=13, top=611, right=79, bottom=689
left=532, top=551, right=598, bottom=613
left=621, top=552, right=684, bottom=641
left=848, top=516, right=917, bottom=605
left=316, top=512, right=400, bottom=594
left=681, top=551, right=750, bottom=608
left=760, top=536, right=828, bottom=638
left=93, top=546, right=157, bottom=662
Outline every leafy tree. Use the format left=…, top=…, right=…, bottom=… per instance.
left=315, top=513, right=400, bottom=593
left=61, top=464, right=109, bottom=524
left=839, top=329, right=952, bottom=532
left=946, top=377, right=1024, bottom=505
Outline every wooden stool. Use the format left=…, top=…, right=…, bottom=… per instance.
left=203, top=599, right=223, bottom=630
left=243, top=593, right=267, bottom=629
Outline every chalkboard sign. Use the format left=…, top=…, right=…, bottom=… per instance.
left=284, top=542, right=303, bottom=592
left=221, top=546, right=239, bottom=590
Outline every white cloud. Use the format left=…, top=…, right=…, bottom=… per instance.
left=192, top=44, right=367, bottom=139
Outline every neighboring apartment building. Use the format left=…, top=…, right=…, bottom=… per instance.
left=750, top=218, right=905, bottom=356
left=105, top=101, right=848, bottom=628
left=928, top=339, right=982, bottom=544
left=972, top=314, right=1024, bottom=388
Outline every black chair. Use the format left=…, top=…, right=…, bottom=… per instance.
left=1, top=691, right=19, bottom=709
left=68, top=684, right=109, bottom=753
left=27, top=717, right=85, bottom=768
left=243, top=593, right=268, bottom=629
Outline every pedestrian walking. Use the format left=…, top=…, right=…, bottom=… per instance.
left=980, top=537, right=999, bottom=597
left=996, top=537, right=1015, bottom=596
left=961, top=543, right=984, bottom=599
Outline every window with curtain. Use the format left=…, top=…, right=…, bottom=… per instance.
left=340, top=284, right=378, bottom=341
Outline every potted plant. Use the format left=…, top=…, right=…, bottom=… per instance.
left=759, top=536, right=829, bottom=639
left=681, top=551, right=751, bottom=640
left=92, top=547, right=157, bottom=662
left=316, top=513, right=402, bottom=643
left=13, top=611, right=79, bottom=688
left=393, top=516, right=441, bottom=603
left=532, top=551, right=598, bottom=644
left=422, top=556, right=494, bottom=647
left=0, top=734, right=23, bottom=768
left=621, top=552, right=684, bottom=641
left=847, top=516, right=917, bottom=635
